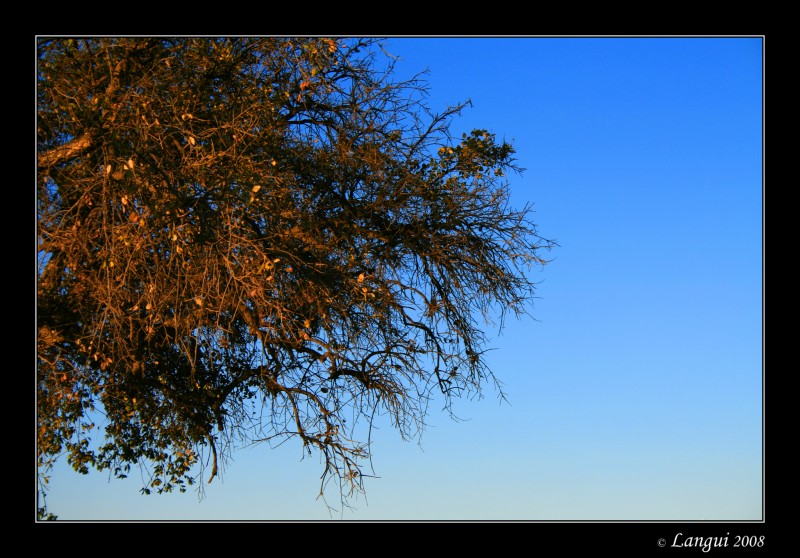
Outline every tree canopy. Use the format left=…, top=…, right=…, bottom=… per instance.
left=36, top=37, right=554, bottom=515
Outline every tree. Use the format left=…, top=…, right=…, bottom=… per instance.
left=36, top=37, right=554, bottom=513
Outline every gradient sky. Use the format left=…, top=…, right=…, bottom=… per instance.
left=41, top=36, right=763, bottom=521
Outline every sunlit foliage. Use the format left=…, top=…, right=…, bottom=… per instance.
left=37, top=37, right=553, bottom=513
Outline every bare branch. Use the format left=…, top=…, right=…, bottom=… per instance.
left=37, top=132, right=93, bottom=171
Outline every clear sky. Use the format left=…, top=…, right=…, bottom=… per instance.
left=42, top=36, right=763, bottom=521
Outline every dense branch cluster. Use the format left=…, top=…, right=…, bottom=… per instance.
left=37, top=37, right=553, bottom=507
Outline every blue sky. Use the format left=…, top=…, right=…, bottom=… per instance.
left=42, top=37, right=763, bottom=521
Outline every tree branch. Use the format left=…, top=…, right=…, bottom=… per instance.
left=38, top=132, right=93, bottom=171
